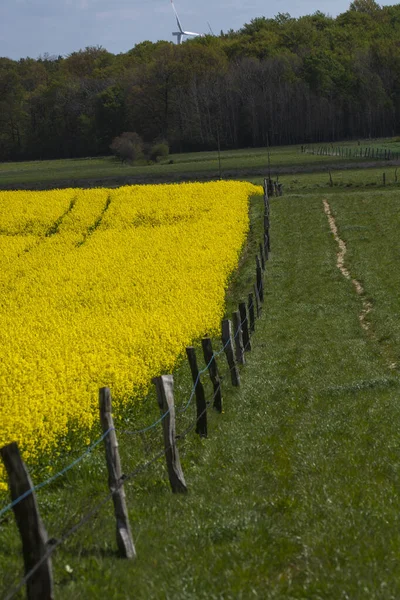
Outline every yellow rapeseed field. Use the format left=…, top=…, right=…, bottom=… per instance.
left=0, top=181, right=261, bottom=487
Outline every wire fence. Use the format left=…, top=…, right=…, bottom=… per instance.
left=3, top=387, right=221, bottom=600
left=1, top=314, right=254, bottom=600
left=0, top=428, right=114, bottom=521
left=0, top=289, right=260, bottom=524
left=0, top=183, right=271, bottom=600
left=302, top=144, right=400, bottom=161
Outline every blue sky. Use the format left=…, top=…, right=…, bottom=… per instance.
left=0, top=0, right=390, bottom=60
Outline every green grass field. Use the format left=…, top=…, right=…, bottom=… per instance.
left=256, top=164, right=399, bottom=192
left=0, top=138, right=398, bottom=189
left=1, top=154, right=400, bottom=598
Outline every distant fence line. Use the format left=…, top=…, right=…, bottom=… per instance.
left=0, top=177, right=279, bottom=600
left=301, top=145, right=400, bottom=161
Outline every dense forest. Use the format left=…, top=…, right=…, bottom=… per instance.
left=1, top=0, right=400, bottom=161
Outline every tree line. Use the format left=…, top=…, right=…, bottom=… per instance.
left=1, top=0, right=400, bottom=162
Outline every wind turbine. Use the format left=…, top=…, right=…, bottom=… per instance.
left=171, top=0, right=203, bottom=44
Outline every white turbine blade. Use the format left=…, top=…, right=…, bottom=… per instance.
left=171, top=0, right=184, bottom=33
left=183, top=31, right=201, bottom=36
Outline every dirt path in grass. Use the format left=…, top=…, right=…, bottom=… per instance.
left=323, top=199, right=397, bottom=370
left=323, top=199, right=373, bottom=333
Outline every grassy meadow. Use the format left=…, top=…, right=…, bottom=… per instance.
left=0, top=137, right=399, bottom=189
left=1, top=148, right=400, bottom=598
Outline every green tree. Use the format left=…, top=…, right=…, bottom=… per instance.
left=349, top=0, right=381, bottom=14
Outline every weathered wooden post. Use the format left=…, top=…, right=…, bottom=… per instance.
left=239, top=302, right=251, bottom=352
left=232, top=311, right=245, bottom=365
left=263, top=181, right=269, bottom=214
left=202, top=337, right=222, bottom=412
left=152, top=376, right=187, bottom=493
left=248, top=292, right=255, bottom=332
left=263, top=213, right=270, bottom=236
left=383, top=172, right=386, bottom=186
left=99, top=388, right=136, bottom=558
left=265, top=202, right=271, bottom=251
left=267, top=178, right=274, bottom=198
left=256, top=255, right=264, bottom=302
left=259, top=242, right=265, bottom=271
left=264, top=232, right=269, bottom=259
left=253, top=282, right=261, bottom=317
left=0, top=442, right=54, bottom=600
left=186, top=347, right=207, bottom=437
left=222, top=319, right=240, bottom=386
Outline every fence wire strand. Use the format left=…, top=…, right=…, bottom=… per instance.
left=0, top=427, right=114, bottom=521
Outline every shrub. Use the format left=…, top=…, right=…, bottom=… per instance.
left=149, top=141, right=169, bottom=163
left=110, top=132, right=144, bottom=163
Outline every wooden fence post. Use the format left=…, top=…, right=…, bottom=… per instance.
left=239, top=302, right=251, bottom=352
left=186, top=347, right=207, bottom=437
left=259, top=242, right=265, bottom=271
left=253, top=282, right=261, bottom=317
left=202, top=337, right=222, bottom=412
left=264, top=232, right=269, bottom=260
left=264, top=192, right=269, bottom=215
left=256, top=255, right=264, bottom=302
left=222, top=319, right=240, bottom=387
left=248, top=293, right=255, bottom=332
left=152, top=376, right=187, bottom=493
left=0, top=442, right=54, bottom=600
left=232, top=311, right=245, bottom=365
left=263, top=177, right=268, bottom=204
left=99, top=388, right=136, bottom=558
left=383, top=172, right=386, bottom=186
left=264, top=212, right=270, bottom=235
left=264, top=198, right=271, bottom=252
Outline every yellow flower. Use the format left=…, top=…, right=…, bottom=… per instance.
left=0, top=181, right=262, bottom=487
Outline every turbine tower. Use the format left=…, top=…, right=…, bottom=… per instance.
left=171, top=0, right=203, bottom=44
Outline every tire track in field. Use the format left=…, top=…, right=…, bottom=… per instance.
left=12, top=195, right=77, bottom=260
left=76, top=194, right=111, bottom=247
left=45, top=196, right=77, bottom=237
left=323, top=199, right=397, bottom=370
